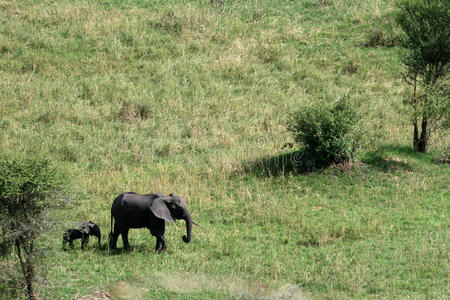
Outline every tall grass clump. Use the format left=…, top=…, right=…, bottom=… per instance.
left=287, top=97, right=360, bottom=169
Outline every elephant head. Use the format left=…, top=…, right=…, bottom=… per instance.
left=83, top=221, right=101, bottom=246
left=150, top=195, right=192, bottom=243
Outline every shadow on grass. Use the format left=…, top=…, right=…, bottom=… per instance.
left=241, top=150, right=317, bottom=177
left=241, top=145, right=443, bottom=177
left=62, top=243, right=134, bottom=255
left=362, top=153, right=412, bottom=173
left=362, top=144, right=439, bottom=173
left=61, top=243, right=122, bottom=255
left=92, top=243, right=162, bottom=256
left=103, top=248, right=131, bottom=256
left=377, top=145, right=436, bottom=162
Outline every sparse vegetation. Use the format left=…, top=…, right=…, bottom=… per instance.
left=0, top=0, right=448, bottom=299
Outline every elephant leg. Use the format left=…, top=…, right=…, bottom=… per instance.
left=155, top=235, right=167, bottom=252
left=150, top=222, right=166, bottom=253
left=155, top=235, right=161, bottom=251
left=81, top=235, right=89, bottom=249
left=156, top=235, right=167, bottom=253
left=121, top=228, right=130, bottom=250
left=62, top=233, right=69, bottom=250
left=109, top=223, right=120, bottom=250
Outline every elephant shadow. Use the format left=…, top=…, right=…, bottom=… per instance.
left=92, top=244, right=132, bottom=256
left=93, top=242, right=168, bottom=256
left=63, top=243, right=108, bottom=252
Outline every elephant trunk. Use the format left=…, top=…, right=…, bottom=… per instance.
left=182, top=210, right=192, bottom=243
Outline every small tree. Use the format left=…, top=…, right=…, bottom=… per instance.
left=396, top=0, right=449, bottom=152
left=0, top=155, right=65, bottom=300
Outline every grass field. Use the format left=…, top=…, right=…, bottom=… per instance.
left=0, top=0, right=448, bottom=299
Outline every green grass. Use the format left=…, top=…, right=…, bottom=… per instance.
left=0, top=0, right=448, bottom=299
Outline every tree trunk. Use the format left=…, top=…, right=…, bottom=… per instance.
left=25, top=264, right=37, bottom=300
left=417, top=118, right=428, bottom=153
left=413, top=119, right=419, bottom=150
left=15, top=241, right=37, bottom=300
left=413, top=117, right=429, bottom=153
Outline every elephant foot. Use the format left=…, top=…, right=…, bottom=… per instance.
left=155, top=236, right=167, bottom=253
left=155, top=248, right=167, bottom=254
left=155, top=243, right=167, bottom=253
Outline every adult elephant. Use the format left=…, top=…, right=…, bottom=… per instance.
left=109, top=192, right=192, bottom=252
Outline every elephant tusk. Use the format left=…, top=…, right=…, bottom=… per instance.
left=192, top=221, right=201, bottom=227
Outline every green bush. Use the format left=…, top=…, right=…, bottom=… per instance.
left=287, top=97, right=360, bottom=169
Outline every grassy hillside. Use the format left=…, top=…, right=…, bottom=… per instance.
left=0, top=0, right=448, bottom=299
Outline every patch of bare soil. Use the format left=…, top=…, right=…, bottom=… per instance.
left=74, top=290, right=110, bottom=300
left=73, top=274, right=307, bottom=300
left=268, top=284, right=307, bottom=300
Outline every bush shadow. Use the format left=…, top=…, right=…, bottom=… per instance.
left=241, top=145, right=441, bottom=177
left=241, top=150, right=317, bottom=177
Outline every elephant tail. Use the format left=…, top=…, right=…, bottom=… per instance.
left=110, top=210, right=114, bottom=236
left=108, top=209, right=114, bottom=250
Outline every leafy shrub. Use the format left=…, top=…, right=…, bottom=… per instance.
left=287, top=97, right=360, bottom=169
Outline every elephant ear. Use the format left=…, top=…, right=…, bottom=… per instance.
left=83, top=224, right=91, bottom=235
left=151, top=197, right=175, bottom=223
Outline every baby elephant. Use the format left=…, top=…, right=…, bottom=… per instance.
left=63, top=221, right=101, bottom=250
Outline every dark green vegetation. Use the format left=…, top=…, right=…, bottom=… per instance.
left=0, top=0, right=448, bottom=299
left=287, top=96, right=360, bottom=169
